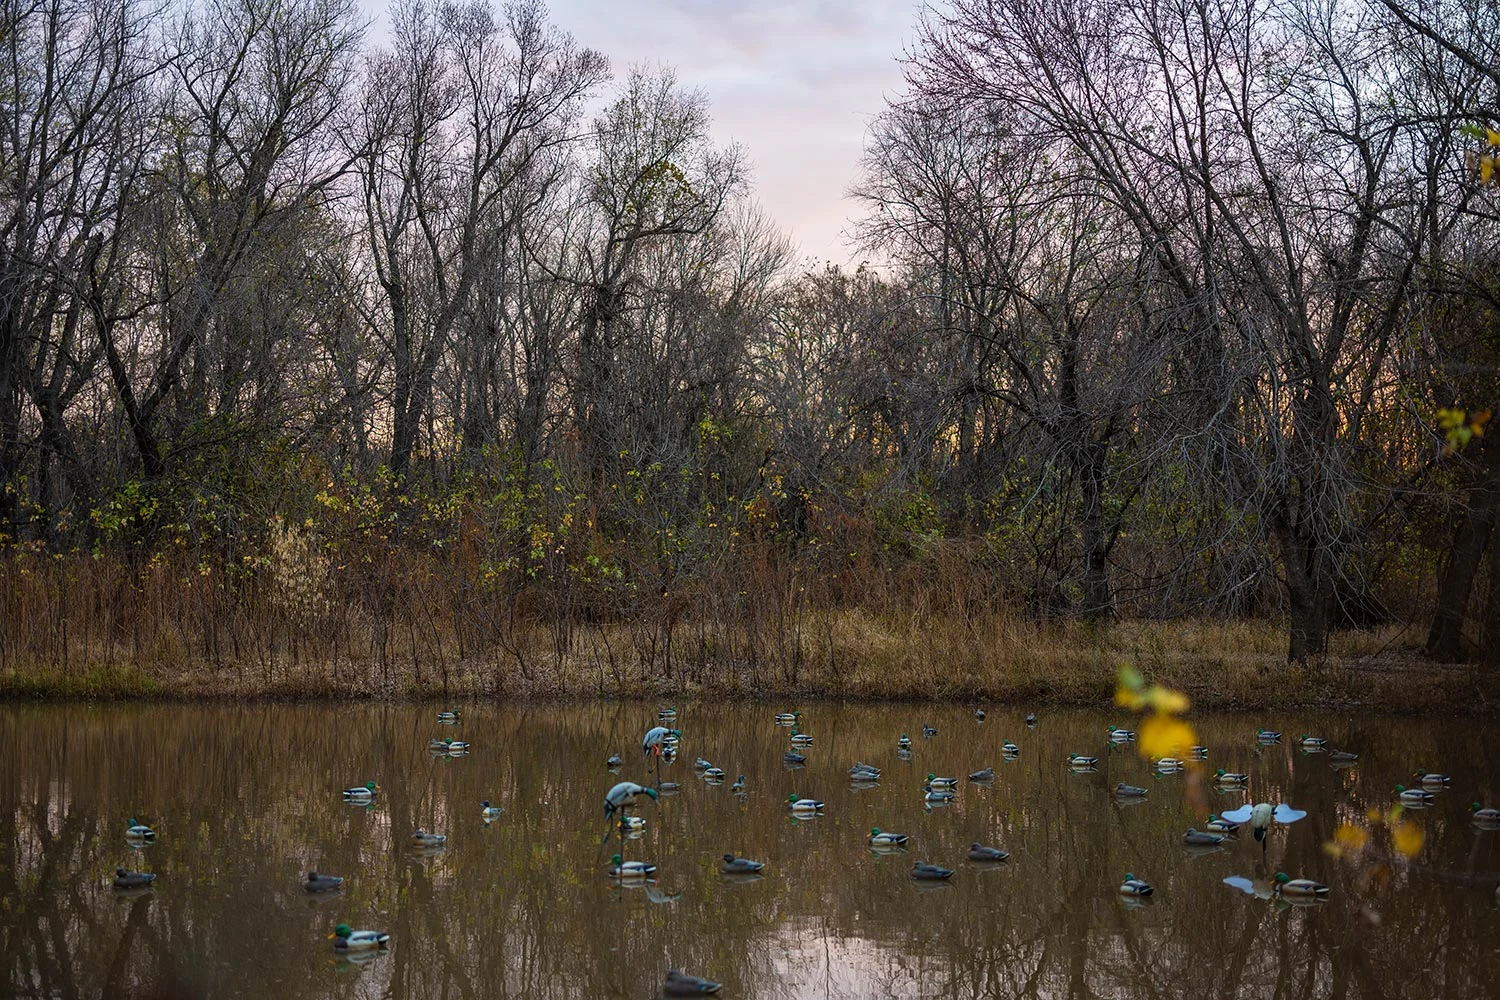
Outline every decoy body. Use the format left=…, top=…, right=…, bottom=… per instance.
left=1183, top=827, right=1227, bottom=846
left=481, top=800, right=503, bottom=821
left=410, top=829, right=446, bottom=848
left=1395, top=784, right=1434, bottom=805
left=869, top=828, right=908, bottom=846
left=1119, top=873, right=1153, bottom=896
left=664, top=969, right=722, bottom=995
left=1273, top=872, right=1329, bottom=897
left=125, top=818, right=156, bottom=842
left=1115, top=783, right=1149, bottom=798
left=968, top=843, right=1009, bottom=861
left=721, top=853, right=764, bottom=874
left=609, top=854, right=656, bottom=878
left=604, top=781, right=659, bottom=819
left=969, top=767, right=995, bottom=782
left=304, top=871, right=344, bottom=892
left=786, top=795, right=824, bottom=813
left=911, top=862, right=953, bottom=879
left=331, top=924, right=389, bottom=951
left=113, top=868, right=156, bottom=890
left=342, top=782, right=378, bottom=803
left=1415, top=770, right=1451, bottom=788
left=1068, top=754, right=1099, bottom=768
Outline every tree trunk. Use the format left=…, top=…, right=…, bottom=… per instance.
left=1079, top=447, right=1113, bottom=620
left=1426, top=433, right=1499, bottom=661
left=1276, top=517, right=1330, bottom=662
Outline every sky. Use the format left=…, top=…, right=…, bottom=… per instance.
left=358, top=0, right=925, bottom=267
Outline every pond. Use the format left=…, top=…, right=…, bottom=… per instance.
left=0, top=701, right=1496, bottom=998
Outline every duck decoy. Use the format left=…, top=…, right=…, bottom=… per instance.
left=694, top=757, right=715, bottom=771
left=481, top=800, right=502, bottom=821
left=1256, top=729, right=1282, bottom=743
left=703, top=767, right=726, bottom=781
left=1328, top=749, right=1358, bottom=763
left=304, top=871, right=345, bottom=892
left=1273, top=872, right=1329, bottom=898
left=1471, top=803, right=1500, bottom=823
left=922, top=724, right=938, bottom=738
left=642, top=727, right=678, bottom=758
left=783, top=750, right=808, bottom=766
left=968, top=843, right=1009, bottom=861
left=664, top=969, right=721, bottom=995
left=790, top=728, right=814, bottom=745
left=975, top=708, right=986, bottom=721
left=1068, top=754, right=1099, bottom=768
left=850, top=762, right=883, bottom=779
left=926, top=774, right=958, bottom=789
left=1115, top=783, right=1149, bottom=798
left=1395, top=784, right=1434, bottom=805
left=911, top=862, right=953, bottom=879
left=330, top=923, right=389, bottom=951
left=1220, top=802, right=1307, bottom=851
left=606, top=753, right=622, bottom=769
left=1299, top=734, right=1327, bottom=749
left=342, top=782, right=379, bottom=803
left=731, top=775, right=746, bottom=793
left=869, top=828, right=909, bottom=846
left=922, top=784, right=955, bottom=803
left=1002, top=740, right=1020, bottom=755
left=969, top=767, right=995, bottom=782
left=1155, top=758, right=1185, bottom=773
left=1415, top=770, right=1451, bottom=788
left=1184, top=827, right=1227, bottom=846
left=786, top=794, right=824, bottom=814
left=775, top=711, right=800, bottom=725
left=1206, top=814, right=1240, bottom=834
left=1108, top=726, right=1136, bottom=743
left=1026, top=713, right=1037, bottom=727
left=1189, top=745, right=1209, bottom=759
left=113, top=868, right=156, bottom=890
left=427, top=737, right=449, bottom=751
left=410, top=828, right=446, bottom=848
left=658, top=782, right=681, bottom=793
left=658, top=706, right=677, bottom=721
left=721, top=853, right=764, bottom=874
left=443, top=739, right=470, bottom=754
left=604, top=781, right=659, bottom=821
left=618, top=815, right=647, bottom=831
left=608, top=854, right=656, bottom=879
left=898, top=733, right=912, bottom=749
left=437, top=710, right=460, bottom=724
left=125, top=818, right=156, bottom=843
left=1119, top=873, right=1153, bottom=896
left=1214, top=769, right=1249, bottom=786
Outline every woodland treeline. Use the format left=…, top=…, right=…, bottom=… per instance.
left=0, top=0, right=1497, bottom=684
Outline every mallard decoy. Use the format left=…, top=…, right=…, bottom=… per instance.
left=481, top=800, right=502, bottom=821
left=703, top=767, right=726, bottom=781
left=1221, top=802, right=1308, bottom=851
left=786, top=794, right=824, bottom=814
left=443, top=739, right=470, bottom=754
left=604, top=782, right=659, bottom=820
left=1273, top=872, right=1329, bottom=897
left=1025, top=713, right=1037, bottom=727
left=911, top=862, right=953, bottom=879
left=1155, top=758, right=1185, bottom=773
left=898, top=733, right=912, bottom=749
left=1256, top=729, right=1282, bottom=743
left=437, top=710, right=460, bottom=724
left=1471, top=803, right=1500, bottom=823
left=1068, top=754, right=1099, bottom=768
left=968, top=843, right=1009, bottom=861
left=657, top=706, right=677, bottom=721
left=1184, top=827, right=1227, bottom=846
left=1214, top=769, right=1249, bottom=786
left=721, top=853, right=764, bottom=874
left=608, top=854, right=656, bottom=878
left=664, top=969, right=721, bottom=995
left=922, top=784, right=955, bottom=803
left=1415, top=770, right=1451, bottom=788
left=925, top=774, right=958, bottom=789
left=1395, top=784, right=1434, bottom=805
left=790, top=729, right=814, bottom=745
left=694, top=757, right=715, bottom=771
left=427, top=737, right=449, bottom=751
left=330, top=923, right=389, bottom=951
left=784, top=750, right=807, bottom=765
left=850, top=762, right=883, bottom=779
left=342, top=782, right=379, bottom=803
left=1299, top=735, right=1327, bottom=748
left=410, top=829, right=446, bottom=848
left=774, top=711, right=800, bottom=725
left=922, top=724, right=938, bottom=738
left=731, top=775, right=746, bottom=793
left=1328, top=749, right=1359, bottom=763
left=113, top=868, right=156, bottom=890
left=896, top=747, right=914, bottom=760
left=969, top=767, right=995, bottom=782
left=658, top=782, right=681, bottom=793
left=1119, top=873, right=1153, bottom=896
left=975, top=708, right=986, bottom=721
left=606, top=753, right=622, bottom=769
left=1206, top=814, right=1240, bottom=834
left=1108, top=726, right=1136, bottom=743
left=1002, top=740, right=1020, bottom=755
left=1189, top=746, right=1209, bottom=759
left=1115, top=783, right=1149, bottom=798
left=869, top=828, right=909, bottom=846
left=304, top=871, right=345, bottom=892
left=125, top=818, right=156, bottom=842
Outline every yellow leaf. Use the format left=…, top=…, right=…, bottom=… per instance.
left=1333, top=823, right=1368, bottom=853
left=1482, top=156, right=1495, bottom=185
left=1146, top=686, right=1191, bottom=715
left=1392, top=821, right=1424, bottom=858
left=1139, top=712, right=1197, bottom=760
left=1114, top=687, right=1146, bottom=710
left=1487, top=128, right=1500, bottom=148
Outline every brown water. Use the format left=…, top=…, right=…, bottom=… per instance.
left=1, top=702, right=1497, bottom=999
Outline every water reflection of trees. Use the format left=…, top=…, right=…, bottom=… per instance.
left=0, top=705, right=1496, bottom=998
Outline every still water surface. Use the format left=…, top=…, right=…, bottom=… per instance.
left=1, top=702, right=1497, bottom=999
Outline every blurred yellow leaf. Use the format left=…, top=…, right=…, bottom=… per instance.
left=1392, top=821, right=1424, bottom=858
left=1147, top=687, right=1190, bottom=714
left=1139, top=712, right=1196, bottom=760
left=1483, top=157, right=1496, bottom=185
left=1115, top=687, right=1146, bottom=710
left=1487, top=128, right=1500, bottom=148
left=1333, top=823, right=1368, bottom=853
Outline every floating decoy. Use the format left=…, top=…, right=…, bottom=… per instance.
left=731, top=775, right=746, bottom=793
left=869, top=828, right=909, bottom=846
left=1119, top=873, right=1153, bottom=896
left=437, top=710, right=459, bottom=724
left=608, top=854, right=656, bottom=878
left=604, top=781, right=659, bottom=820
left=1068, top=754, right=1099, bottom=768
left=926, top=774, right=958, bottom=789
left=1184, top=827, right=1227, bottom=846
left=786, top=794, right=824, bottom=814
left=969, top=767, right=995, bottom=782
left=851, top=762, right=883, bottom=778
left=1108, top=726, right=1136, bottom=743
left=330, top=923, right=389, bottom=951
left=775, top=711, right=799, bottom=726
left=922, top=784, right=955, bottom=803
left=410, top=829, right=446, bottom=848
left=898, top=733, right=912, bottom=749
left=658, top=782, right=681, bottom=793
left=481, top=800, right=502, bottom=821
left=896, top=748, right=914, bottom=760
left=1395, top=784, right=1435, bottom=805
left=113, top=868, right=156, bottom=890
left=911, top=862, right=953, bottom=880
left=1206, top=814, right=1240, bottom=834
left=922, top=724, right=938, bottom=738
left=968, top=843, right=1009, bottom=861
left=1273, top=872, right=1329, bottom=898
left=1002, top=740, right=1020, bottom=755
left=1328, top=749, right=1359, bottom=763
left=443, top=739, right=470, bottom=754
left=1221, top=802, right=1307, bottom=851
left=1155, top=758, right=1184, bottom=773
left=790, top=729, right=814, bottom=745
left=1299, top=735, right=1328, bottom=748
left=1471, top=803, right=1500, bottom=823
left=1189, top=746, right=1209, bottom=759
left=664, top=969, right=721, bottom=995
left=1115, top=783, right=1149, bottom=798
left=721, top=853, right=764, bottom=874
left=342, top=782, right=379, bottom=803
left=1256, top=729, right=1282, bottom=743
left=304, top=871, right=344, bottom=892
left=784, top=751, right=807, bottom=765
left=427, top=737, right=449, bottom=750
left=1214, top=769, right=1249, bottom=786
left=642, top=727, right=677, bottom=758
left=606, top=753, right=622, bottom=769
left=975, top=708, right=986, bottom=721
left=1415, top=770, right=1451, bottom=788
left=1025, top=713, right=1037, bottom=727
left=694, top=757, right=714, bottom=771
left=658, top=706, right=677, bottom=721
left=703, top=767, right=726, bottom=781
left=125, top=818, right=156, bottom=842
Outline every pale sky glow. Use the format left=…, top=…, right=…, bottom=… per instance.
left=358, top=0, right=925, bottom=266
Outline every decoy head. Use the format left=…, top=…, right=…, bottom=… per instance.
left=642, top=788, right=659, bottom=801
left=610, top=854, right=623, bottom=865
left=366, top=781, right=377, bottom=792
left=1473, top=802, right=1484, bottom=812
left=481, top=800, right=491, bottom=808
left=1124, top=872, right=1136, bottom=881
left=926, top=773, right=936, bottom=782
left=116, top=868, right=127, bottom=877
left=1273, top=872, right=1291, bottom=884
left=1215, top=768, right=1226, bottom=776
left=787, top=793, right=799, bottom=803
left=128, top=817, right=138, bottom=826
left=1395, top=784, right=1407, bottom=792
left=871, top=827, right=881, bottom=836
left=723, top=853, right=735, bottom=862
left=332, top=923, right=352, bottom=940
